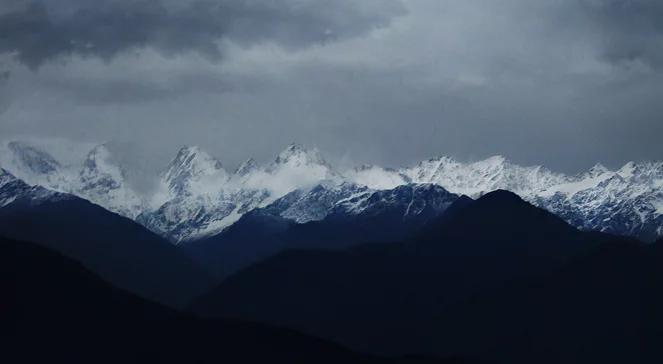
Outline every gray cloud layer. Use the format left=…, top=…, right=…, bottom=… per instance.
left=0, top=0, right=405, bottom=68
left=0, top=0, right=661, bottom=176
left=581, top=0, right=663, bottom=67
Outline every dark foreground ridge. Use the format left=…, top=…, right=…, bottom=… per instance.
left=0, top=192, right=212, bottom=307
left=192, top=190, right=663, bottom=364
left=1, top=236, right=481, bottom=364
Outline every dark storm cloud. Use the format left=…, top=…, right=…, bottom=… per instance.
left=0, top=70, right=9, bottom=114
left=0, top=0, right=405, bottom=69
left=0, top=0, right=662, bottom=177
left=582, top=0, right=663, bottom=67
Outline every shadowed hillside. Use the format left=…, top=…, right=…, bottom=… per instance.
left=191, top=191, right=653, bottom=363
left=1, top=236, right=480, bottom=364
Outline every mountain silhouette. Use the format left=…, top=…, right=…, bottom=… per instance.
left=191, top=190, right=643, bottom=361
left=0, top=193, right=212, bottom=307
left=424, top=239, right=663, bottom=363
left=1, top=236, right=479, bottom=364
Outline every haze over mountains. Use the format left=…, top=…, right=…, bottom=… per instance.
left=1, top=139, right=660, bottom=244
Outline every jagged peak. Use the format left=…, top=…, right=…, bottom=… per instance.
left=165, top=145, right=225, bottom=178
left=174, top=145, right=204, bottom=159
left=78, top=143, right=131, bottom=194
left=234, top=158, right=258, bottom=176
left=586, top=163, right=610, bottom=177
left=273, top=143, right=327, bottom=167
left=82, top=144, right=124, bottom=174
left=0, top=168, right=18, bottom=186
left=83, top=144, right=115, bottom=168
left=160, top=145, right=229, bottom=199
left=617, top=161, right=637, bottom=179
left=615, top=160, right=663, bottom=179
left=7, top=140, right=61, bottom=174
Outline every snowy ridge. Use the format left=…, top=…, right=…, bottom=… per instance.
left=139, top=143, right=338, bottom=243
left=260, top=181, right=369, bottom=224
left=533, top=161, right=663, bottom=241
left=401, top=155, right=569, bottom=198
left=0, top=139, right=660, bottom=242
left=78, top=145, right=145, bottom=218
left=0, top=141, right=74, bottom=191
left=332, top=183, right=459, bottom=220
left=0, top=141, right=144, bottom=218
left=0, top=168, right=70, bottom=208
left=161, top=146, right=229, bottom=200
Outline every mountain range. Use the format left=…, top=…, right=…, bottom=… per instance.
left=3, top=140, right=663, bottom=363
left=191, top=190, right=663, bottom=364
left=1, top=140, right=661, bottom=246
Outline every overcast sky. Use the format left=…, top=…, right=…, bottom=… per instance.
left=1, top=0, right=662, bottom=174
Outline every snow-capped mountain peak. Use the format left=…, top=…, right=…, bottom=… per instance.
left=141, top=145, right=341, bottom=243
left=586, top=163, right=609, bottom=178
left=162, top=146, right=229, bottom=198
left=0, top=168, right=18, bottom=188
left=403, top=155, right=566, bottom=198
left=234, top=158, right=258, bottom=176
left=7, top=141, right=61, bottom=176
left=616, top=161, right=663, bottom=184
left=0, top=141, right=74, bottom=191
left=78, top=144, right=144, bottom=218
left=240, top=143, right=338, bottom=198
left=80, top=145, right=124, bottom=190
left=271, top=143, right=329, bottom=169
left=0, top=167, right=70, bottom=208
left=0, top=168, right=28, bottom=207
left=1, top=140, right=660, bottom=243
left=617, top=161, right=637, bottom=179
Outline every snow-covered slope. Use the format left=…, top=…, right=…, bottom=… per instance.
left=0, top=168, right=70, bottom=208
left=159, top=146, right=229, bottom=201
left=260, top=182, right=369, bottom=223
left=401, top=155, right=568, bottom=198
left=139, top=144, right=339, bottom=243
left=533, top=161, right=663, bottom=241
left=242, top=144, right=339, bottom=198
left=78, top=145, right=145, bottom=219
left=0, top=141, right=74, bottom=191
left=331, top=183, right=459, bottom=220
left=0, top=168, right=35, bottom=207
left=340, top=155, right=661, bottom=241
left=394, top=156, right=663, bottom=241
left=1, top=139, right=660, bottom=242
left=0, top=141, right=144, bottom=218
left=137, top=146, right=233, bottom=243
